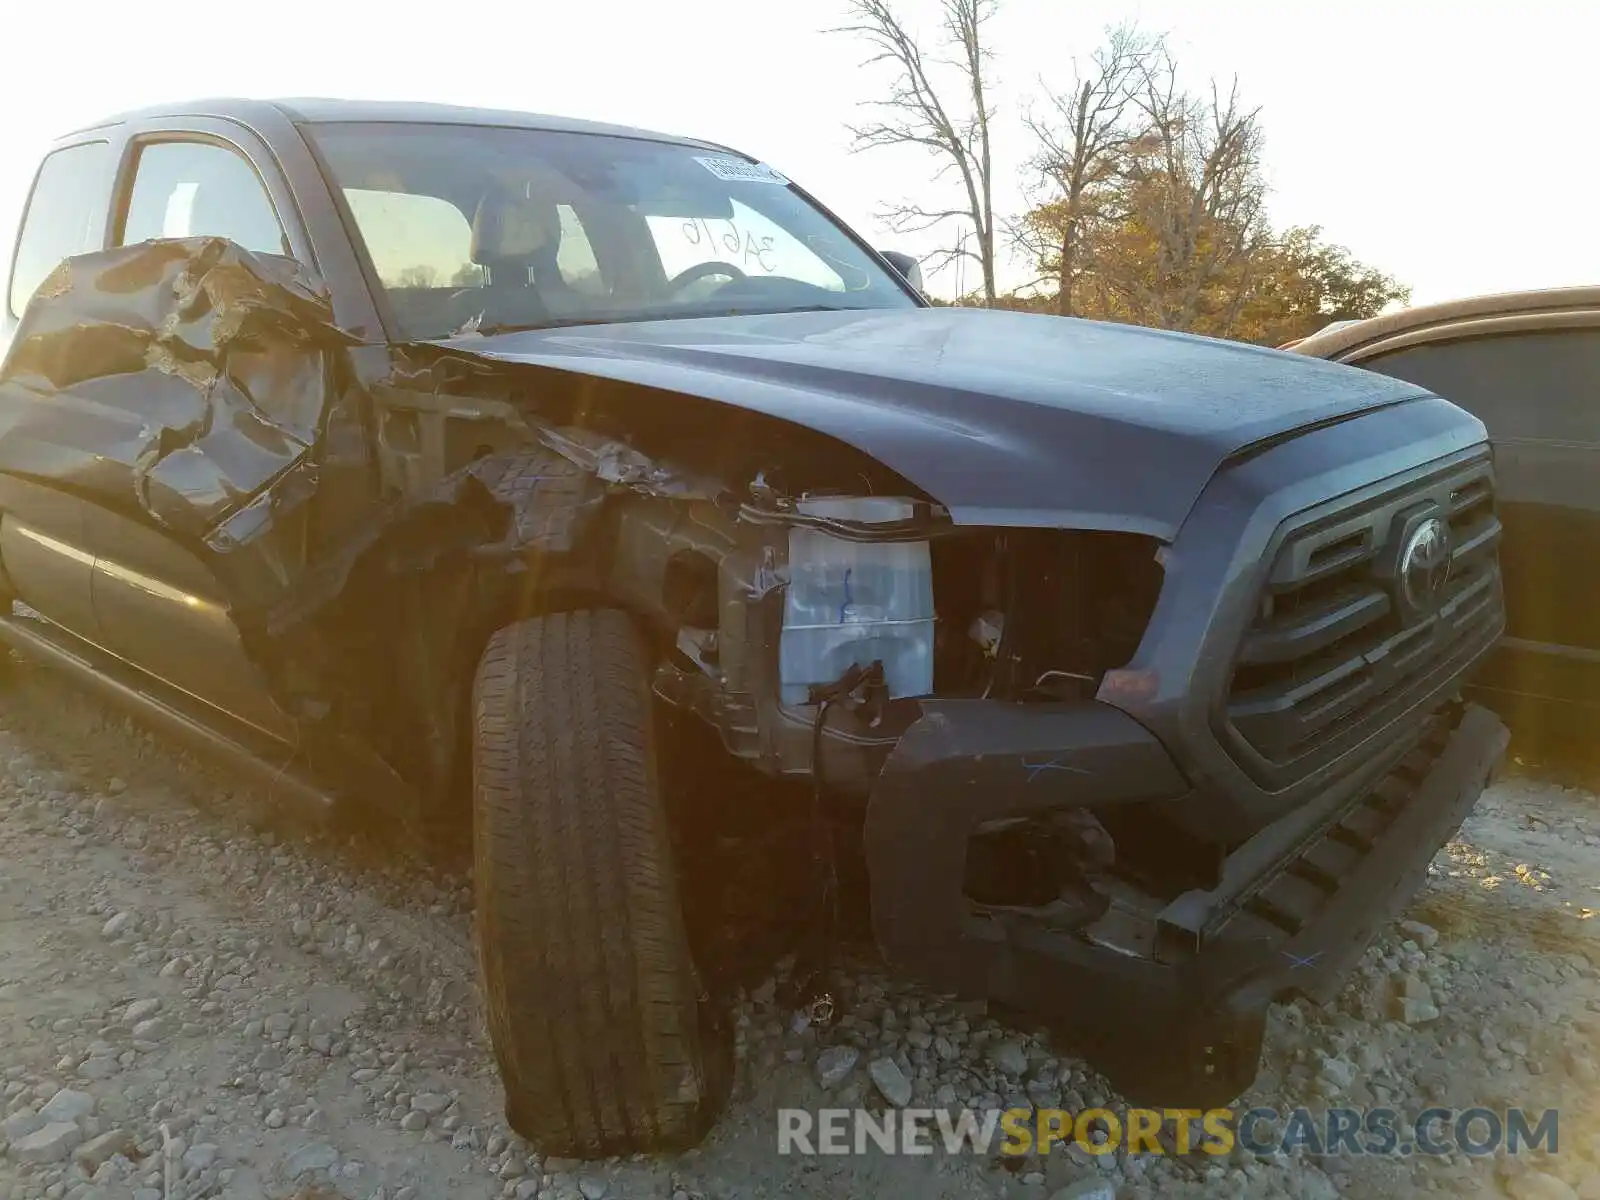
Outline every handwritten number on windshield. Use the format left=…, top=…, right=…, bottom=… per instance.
left=681, top=219, right=777, bottom=273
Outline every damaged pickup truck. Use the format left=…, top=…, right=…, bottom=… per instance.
left=0, top=98, right=1509, bottom=1155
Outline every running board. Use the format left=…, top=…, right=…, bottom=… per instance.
left=0, top=610, right=337, bottom=819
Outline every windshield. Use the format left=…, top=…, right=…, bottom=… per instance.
left=306, top=121, right=918, bottom=340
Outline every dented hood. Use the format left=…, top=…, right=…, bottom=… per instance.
left=453, top=307, right=1429, bottom=538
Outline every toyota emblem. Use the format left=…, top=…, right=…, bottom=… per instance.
left=1399, top=517, right=1453, bottom=614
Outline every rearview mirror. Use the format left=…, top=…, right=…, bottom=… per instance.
left=879, top=250, right=924, bottom=294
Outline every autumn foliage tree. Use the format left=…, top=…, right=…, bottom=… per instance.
left=1229, top=226, right=1411, bottom=345
left=836, top=12, right=1407, bottom=339
left=1012, top=24, right=1159, bottom=317
left=1012, top=26, right=1405, bottom=341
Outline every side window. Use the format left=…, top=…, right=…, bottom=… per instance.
left=1361, top=330, right=1600, bottom=444
left=120, top=141, right=288, bottom=257
left=8, top=141, right=113, bottom=317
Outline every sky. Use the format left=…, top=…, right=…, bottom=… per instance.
left=1, top=0, right=1594, bottom=308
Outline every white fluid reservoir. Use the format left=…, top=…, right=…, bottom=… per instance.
left=778, top=496, right=935, bottom=705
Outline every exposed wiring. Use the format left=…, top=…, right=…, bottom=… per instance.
left=784, top=659, right=885, bottom=1026
left=1032, top=669, right=1098, bottom=689
left=736, top=502, right=956, bottom=543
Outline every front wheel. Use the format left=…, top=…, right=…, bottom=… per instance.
left=470, top=608, right=728, bottom=1156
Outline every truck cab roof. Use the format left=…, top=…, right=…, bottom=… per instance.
left=61, top=96, right=729, bottom=153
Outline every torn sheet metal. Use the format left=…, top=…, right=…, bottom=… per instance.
left=259, top=447, right=608, bottom=639
left=535, top=423, right=725, bottom=502
left=0, top=237, right=353, bottom=540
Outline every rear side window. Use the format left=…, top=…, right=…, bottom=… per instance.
left=1360, top=329, right=1600, bottom=444
left=120, top=141, right=289, bottom=258
left=8, top=141, right=113, bottom=317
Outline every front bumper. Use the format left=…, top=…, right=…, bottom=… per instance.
left=862, top=699, right=1507, bottom=1107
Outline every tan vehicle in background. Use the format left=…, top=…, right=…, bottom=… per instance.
left=1292, top=289, right=1600, bottom=746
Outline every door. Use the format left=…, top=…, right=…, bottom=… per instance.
left=1353, top=325, right=1600, bottom=718
left=81, top=130, right=321, bottom=739
left=0, top=139, right=117, bottom=641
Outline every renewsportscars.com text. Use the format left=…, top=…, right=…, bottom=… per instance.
left=777, top=1106, right=1561, bottom=1158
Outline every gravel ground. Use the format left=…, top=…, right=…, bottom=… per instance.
left=0, top=651, right=1597, bottom=1200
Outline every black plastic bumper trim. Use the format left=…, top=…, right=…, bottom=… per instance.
left=863, top=699, right=1507, bottom=1108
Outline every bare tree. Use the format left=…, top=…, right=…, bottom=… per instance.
left=1112, top=56, right=1269, bottom=332
left=1015, top=24, right=1161, bottom=316
left=835, top=0, right=1001, bottom=304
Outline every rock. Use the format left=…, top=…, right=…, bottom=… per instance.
left=38, top=1088, right=96, bottom=1124
left=131, top=1017, right=166, bottom=1041
left=1395, top=995, right=1441, bottom=1025
left=1026, top=1081, right=1062, bottom=1111
left=123, top=999, right=161, bottom=1026
left=264, top=1109, right=286, bottom=1129
left=10, top=1121, right=84, bottom=1164
left=410, top=1093, right=450, bottom=1116
left=284, top=1141, right=339, bottom=1176
left=1396, top=974, right=1432, bottom=999
left=988, top=1038, right=1030, bottom=1078
left=2, top=1109, right=44, bottom=1143
left=1317, top=1055, right=1356, bottom=1090
left=101, top=912, right=134, bottom=938
left=578, top=1177, right=608, bottom=1200
left=182, top=1143, right=219, bottom=1172
left=400, top=1111, right=428, bottom=1132
left=1296, top=1171, right=1341, bottom=1200
left=77, top=1056, right=119, bottom=1080
left=73, top=1128, right=135, bottom=1170
left=1508, top=1173, right=1580, bottom=1200
left=1049, top=1180, right=1117, bottom=1200
left=1399, top=919, right=1440, bottom=949
left=815, top=1045, right=860, bottom=1090
left=868, top=1057, right=913, bottom=1107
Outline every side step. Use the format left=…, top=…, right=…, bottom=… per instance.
left=0, top=610, right=337, bottom=820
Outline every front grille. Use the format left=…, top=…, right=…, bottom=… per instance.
left=1225, top=454, right=1503, bottom=776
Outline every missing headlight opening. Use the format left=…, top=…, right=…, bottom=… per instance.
left=933, top=528, right=1165, bottom=704
left=639, top=474, right=1167, bottom=787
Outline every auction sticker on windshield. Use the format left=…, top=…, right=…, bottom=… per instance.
left=695, top=156, right=790, bottom=185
